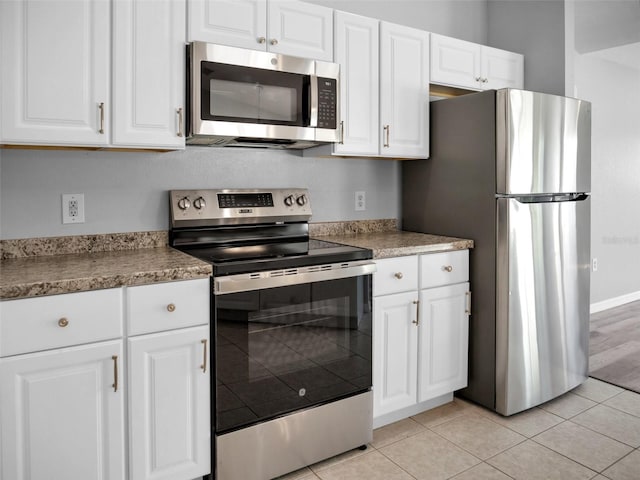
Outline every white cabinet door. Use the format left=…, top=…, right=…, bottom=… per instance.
left=128, top=326, right=210, bottom=480
left=333, top=11, right=379, bottom=156
left=188, top=0, right=333, bottom=61
left=379, top=22, right=429, bottom=158
left=113, top=0, right=186, bottom=148
left=268, top=0, right=333, bottom=61
left=430, top=33, right=524, bottom=91
left=418, top=282, right=470, bottom=401
left=373, top=291, right=419, bottom=417
left=430, top=33, right=481, bottom=90
left=0, top=0, right=110, bottom=146
left=481, top=46, right=524, bottom=90
left=0, top=341, right=125, bottom=480
left=187, top=0, right=267, bottom=50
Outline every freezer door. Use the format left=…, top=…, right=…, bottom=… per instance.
left=495, top=196, right=590, bottom=415
left=496, top=89, right=591, bottom=195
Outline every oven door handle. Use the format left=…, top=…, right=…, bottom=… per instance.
left=214, top=261, right=376, bottom=295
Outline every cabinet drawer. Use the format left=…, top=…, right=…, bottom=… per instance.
left=0, top=289, right=123, bottom=357
left=127, top=278, right=209, bottom=336
left=420, top=250, right=469, bottom=289
left=374, top=256, right=419, bottom=296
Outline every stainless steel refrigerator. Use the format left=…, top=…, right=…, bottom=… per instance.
left=403, top=89, right=591, bottom=415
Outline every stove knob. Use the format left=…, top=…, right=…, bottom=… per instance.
left=296, top=194, right=308, bottom=206
left=284, top=195, right=295, bottom=207
left=193, top=197, right=206, bottom=210
left=177, top=197, right=191, bottom=210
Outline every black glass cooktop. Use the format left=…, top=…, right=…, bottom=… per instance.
left=179, top=238, right=372, bottom=276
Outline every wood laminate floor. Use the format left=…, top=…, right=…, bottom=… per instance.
left=590, top=300, right=640, bottom=393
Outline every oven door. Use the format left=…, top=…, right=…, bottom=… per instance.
left=213, top=262, right=374, bottom=434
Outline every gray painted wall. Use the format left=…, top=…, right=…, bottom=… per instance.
left=565, top=0, right=640, bottom=304
left=0, top=148, right=399, bottom=239
left=487, top=0, right=565, bottom=96
left=0, top=0, right=487, bottom=240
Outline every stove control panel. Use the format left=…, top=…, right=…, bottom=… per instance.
left=170, top=188, right=312, bottom=228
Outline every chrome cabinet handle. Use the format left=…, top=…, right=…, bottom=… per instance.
left=176, top=107, right=184, bottom=137
left=98, top=102, right=105, bottom=134
left=167, top=303, right=176, bottom=312
left=475, top=76, right=481, bottom=82
left=339, top=120, right=345, bottom=144
left=257, top=36, right=266, bottom=44
left=270, top=38, right=278, bottom=46
left=112, top=355, right=118, bottom=392
left=412, top=299, right=420, bottom=325
left=465, top=291, right=472, bottom=314
left=383, top=125, right=390, bottom=147
left=394, top=272, right=403, bottom=279
left=58, top=317, right=69, bottom=327
left=443, top=265, right=453, bottom=272
left=201, top=339, right=208, bottom=373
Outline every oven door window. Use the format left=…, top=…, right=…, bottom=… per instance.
left=214, top=276, right=372, bottom=434
left=201, top=62, right=310, bottom=126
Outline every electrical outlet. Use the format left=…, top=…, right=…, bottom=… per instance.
left=62, top=193, right=85, bottom=224
left=355, top=191, right=366, bottom=211
left=592, top=258, right=598, bottom=272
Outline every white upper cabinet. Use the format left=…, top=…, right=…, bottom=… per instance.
left=380, top=22, right=430, bottom=158
left=333, top=11, right=379, bottom=156
left=188, top=0, right=267, bottom=50
left=1, top=0, right=186, bottom=149
left=430, top=33, right=523, bottom=91
left=188, top=0, right=334, bottom=61
left=113, top=0, right=186, bottom=148
left=481, top=45, right=524, bottom=90
left=0, top=0, right=110, bottom=146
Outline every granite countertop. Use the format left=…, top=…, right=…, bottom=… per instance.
left=0, top=247, right=212, bottom=300
left=0, top=221, right=472, bottom=300
left=316, top=231, right=474, bottom=259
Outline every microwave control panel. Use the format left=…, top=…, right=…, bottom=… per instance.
left=317, top=77, right=337, bottom=130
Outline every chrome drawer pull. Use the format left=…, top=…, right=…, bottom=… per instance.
left=412, top=299, right=420, bottom=326
left=201, top=339, right=208, bottom=373
left=394, top=272, right=403, bottom=279
left=443, top=265, right=453, bottom=272
left=112, top=355, right=118, bottom=392
left=98, top=102, right=105, bottom=134
left=167, top=303, right=176, bottom=312
left=466, top=291, right=472, bottom=314
left=58, top=317, right=69, bottom=327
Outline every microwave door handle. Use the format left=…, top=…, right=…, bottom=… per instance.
left=309, top=75, right=318, bottom=128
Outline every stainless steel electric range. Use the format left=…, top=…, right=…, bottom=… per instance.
left=169, top=188, right=375, bottom=480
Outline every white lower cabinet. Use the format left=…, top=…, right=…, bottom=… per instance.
left=128, top=326, right=210, bottom=480
left=0, top=278, right=210, bottom=480
left=373, top=251, right=470, bottom=427
left=373, top=291, right=419, bottom=416
left=418, top=282, right=470, bottom=400
left=0, top=340, right=125, bottom=480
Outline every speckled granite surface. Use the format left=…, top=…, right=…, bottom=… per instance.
left=314, top=231, right=474, bottom=259
left=0, top=231, right=168, bottom=259
left=309, top=219, right=397, bottom=237
left=0, top=247, right=211, bottom=300
left=0, top=222, right=471, bottom=299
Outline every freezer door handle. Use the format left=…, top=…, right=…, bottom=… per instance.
left=509, top=193, right=589, bottom=203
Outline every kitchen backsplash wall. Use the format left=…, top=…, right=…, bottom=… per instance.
left=0, top=148, right=400, bottom=240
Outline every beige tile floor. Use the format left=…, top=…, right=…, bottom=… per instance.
left=275, top=378, right=640, bottom=480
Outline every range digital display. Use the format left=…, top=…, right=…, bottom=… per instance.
left=218, top=193, right=274, bottom=208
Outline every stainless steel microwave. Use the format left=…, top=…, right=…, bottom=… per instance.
left=187, top=42, right=340, bottom=149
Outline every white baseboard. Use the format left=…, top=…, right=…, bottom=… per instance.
left=590, top=290, right=640, bottom=314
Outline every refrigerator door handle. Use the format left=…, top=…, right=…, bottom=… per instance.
left=506, top=193, right=589, bottom=203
